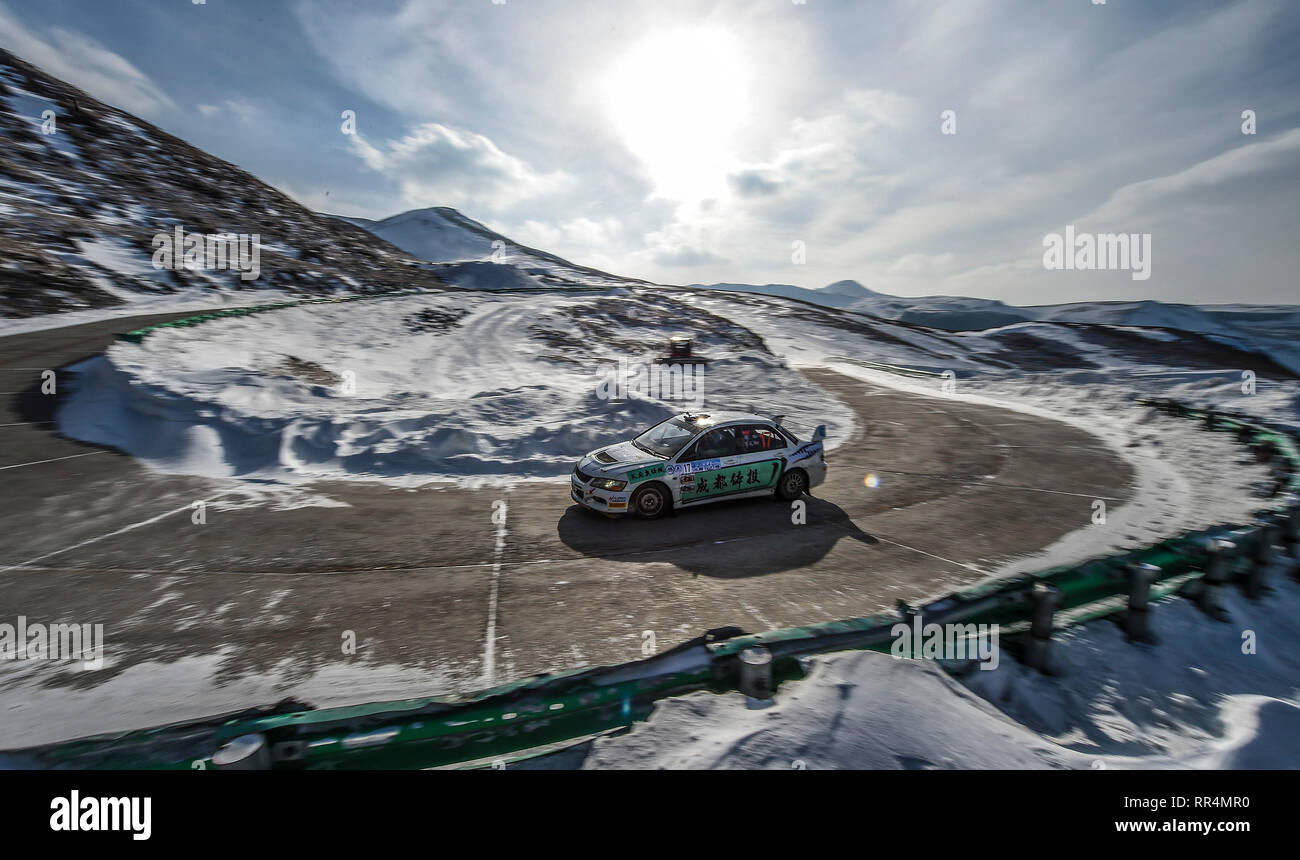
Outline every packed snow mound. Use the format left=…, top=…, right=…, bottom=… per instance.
left=58, top=289, right=855, bottom=486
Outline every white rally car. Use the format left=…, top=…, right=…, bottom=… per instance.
left=571, top=411, right=827, bottom=518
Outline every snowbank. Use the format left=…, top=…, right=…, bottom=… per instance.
left=58, top=290, right=855, bottom=486
left=583, top=558, right=1300, bottom=769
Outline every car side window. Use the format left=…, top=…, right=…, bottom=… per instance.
left=735, top=424, right=780, bottom=454
left=683, top=427, right=737, bottom=460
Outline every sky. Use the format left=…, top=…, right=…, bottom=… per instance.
left=1, top=0, right=1298, bottom=305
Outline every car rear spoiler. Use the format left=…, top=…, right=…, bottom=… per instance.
left=772, top=415, right=826, bottom=443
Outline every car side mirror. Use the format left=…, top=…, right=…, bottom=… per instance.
left=812, top=425, right=826, bottom=441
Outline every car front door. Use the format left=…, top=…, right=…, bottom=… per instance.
left=669, top=426, right=736, bottom=505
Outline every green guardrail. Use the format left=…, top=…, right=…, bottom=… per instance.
left=116, top=290, right=435, bottom=344
left=3, top=398, right=1296, bottom=770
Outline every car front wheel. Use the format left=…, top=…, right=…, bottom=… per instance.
left=775, top=467, right=808, bottom=501
left=631, top=483, right=671, bottom=519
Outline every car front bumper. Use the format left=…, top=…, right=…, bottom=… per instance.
left=570, top=476, right=630, bottom=514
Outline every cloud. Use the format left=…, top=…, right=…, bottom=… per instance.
left=196, top=99, right=259, bottom=124
left=728, top=169, right=782, bottom=197
left=653, top=247, right=730, bottom=267
left=348, top=122, right=571, bottom=215
left=282, top=0, right=1300, bottom=301
left=1081, top=127, right=1300, bottom=225
left=0, top=2, right=174, bottom=116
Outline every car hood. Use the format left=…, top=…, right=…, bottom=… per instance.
left=578, top=441, right=664, bottom=478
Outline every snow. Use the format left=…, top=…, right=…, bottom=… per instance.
left=70, top=235, right=171, bottom=285
left=57, top=289, right=856, bottom=487
left=436, top=260, right=548, bottom=291
left=0, top=289, right=302, bottom=338
left=821, top=363, right=1280, bottom=578
left=583, top=557, right=1300, bottom=769
left=0, top=648, right=458, bottom=750
left=342, top=208, right=498, bottom=263
left=691, top=281, right=1300, bottom=374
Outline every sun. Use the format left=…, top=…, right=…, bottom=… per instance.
left=602, top=27, right=750, bottom=201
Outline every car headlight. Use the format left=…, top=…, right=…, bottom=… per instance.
left=592, top=478, right=627, bottom=491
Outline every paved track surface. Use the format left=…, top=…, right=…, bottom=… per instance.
left=0, top=312, right=1132, bottom=713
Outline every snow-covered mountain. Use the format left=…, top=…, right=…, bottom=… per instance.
left=696, top=280, right=1300, bottom=375
left=690, top=279, right=881, bottom=308
left=336, top=207, right=651, bottom=290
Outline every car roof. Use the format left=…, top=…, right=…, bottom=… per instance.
left=676, top=411, right=774, bottom=427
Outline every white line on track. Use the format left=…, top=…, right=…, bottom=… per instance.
left=0, top=500, right=211, bottom=574
left=870, top=535, right=985, bottom=573
left=0, top=450, right=108, bottom=471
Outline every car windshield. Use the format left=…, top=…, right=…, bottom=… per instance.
left=633, top=416, right=702, bottom=458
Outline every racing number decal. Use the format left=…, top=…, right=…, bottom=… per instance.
left=679, top=459, right=781, bottom=502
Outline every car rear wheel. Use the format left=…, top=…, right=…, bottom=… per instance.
left=775, top=467, right=808, bottom=501
left=631, top=483, right=670, bottom=519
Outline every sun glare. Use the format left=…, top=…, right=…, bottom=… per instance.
left=603, top=27, right=749, bottom=201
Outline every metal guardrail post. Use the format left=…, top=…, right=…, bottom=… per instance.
left=211, top=733, right=271, bottom=770
left=1123, top=562, right=1159, bottom=643
left=1280, top=505, right=1300, bottom=567
left=1244, top=522, right=1279, bottom=600
left=1197, top=539, right=1236, bottom=620
left=1023, top=582, right=1060, bottom=673
left=738, top=646, right=774, bottom=703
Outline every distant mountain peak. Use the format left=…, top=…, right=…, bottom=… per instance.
left=349, top=205, right=652, bottom=287
left=820, top=279, right=875, bottom=297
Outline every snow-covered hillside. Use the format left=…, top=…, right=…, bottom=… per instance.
left=696, top=279, right=1300, bottom=375
left=0, top=49, right=444, bottom=319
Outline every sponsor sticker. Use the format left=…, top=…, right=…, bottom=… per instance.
left=680, top=460, right=781, bottom=501
left=666, top=459, right=721, bottom=476
left=626, top=464, right=665, bottom=483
